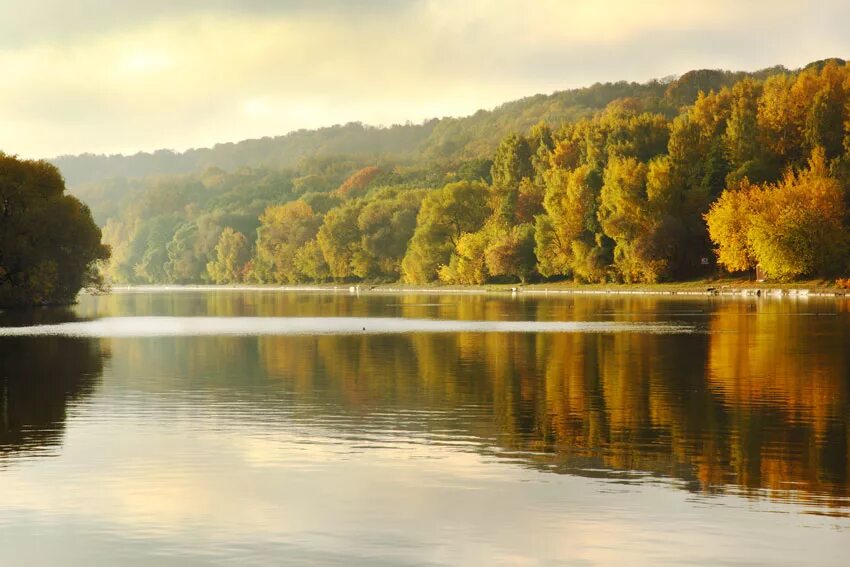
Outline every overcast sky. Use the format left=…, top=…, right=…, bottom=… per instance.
left=2, top=0, right=848, bottom=159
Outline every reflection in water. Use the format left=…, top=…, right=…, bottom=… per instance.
left=0, top=334, right=105, bottom=461
left=706, top=302, right=850, bottom=508
left=0, top=316, right=694, bottom=337
left=0, top=291, right=848, bottom=565
left=254, top=314, right=850, bottom=513
left=67, top=291, right=850, bottom=513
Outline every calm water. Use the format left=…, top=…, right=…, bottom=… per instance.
left=0, top=290, right=848, bottom=566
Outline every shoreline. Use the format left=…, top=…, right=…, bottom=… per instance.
left=104, top=280, right=850, bottom=299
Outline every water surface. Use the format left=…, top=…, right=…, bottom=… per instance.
left=1, top=290, right=848, bottom=565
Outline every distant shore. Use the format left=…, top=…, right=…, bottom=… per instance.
left=105, top=278, right=850, bottom=299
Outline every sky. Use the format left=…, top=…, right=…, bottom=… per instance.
left=1, top=0, right=849, bottom=159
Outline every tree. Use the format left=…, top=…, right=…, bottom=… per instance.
left=335, top=166, right=381, bottom=198
left=802, top=62, right=848, bottom=160
left=704, top=179, right=759, bottom=272
left=724, top=79, right=764, bottom=178
left=746, top=150, right=847, bottom=279
left=598, top=157, right=661, bottom=282
left=165, top=222, right=207, bottom=284
left=706, top=149, right=848, bottom=279
left=293, top=239, right=330, bottom=281
left=255, top=201, right=322, bottom=283
left=353, top=189, right=423, bottom=279
left=437, top=231, right=489, bottom=284
left=490, top=134, right=534, bottom=225
left=130, top=215, right=182, bottom=283
left=535, top=164, right=603, bottom=280
left=0, top=154, right=110, bottom=307
left=485, top=223, right=538, bottom=283
left=491, top=134, right=535, bottom=190
left=401, top=181, right=490, bottom=283
left=207, top=228, right=250, bottom=284
left=317, top=200, right=362, bottom=280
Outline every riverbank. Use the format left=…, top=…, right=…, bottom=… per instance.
left=107, top=277, right=850, bottom=298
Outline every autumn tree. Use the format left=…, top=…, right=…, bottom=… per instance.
left=335, top=166, right=381, bottom=198
left=706, top=149, right=848, bottom=279
left=207, top=227, right=250, bottom=284
left=254, top=201, right=322, bottom=283
left=402, top=181, right=490, bottom=283
left=485, top=223, right=537, bottom=283
left=437, top=230, right=489, bottom=284
left=597, top=154, right=695, bottom=283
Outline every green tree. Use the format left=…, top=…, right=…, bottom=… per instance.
left=207, top=227, right=250, bottom=284
left=293, top=239, right=330, bottom=281
left=0, top=154, right=110, bottom=307
left=598, top=156, right=668, bottom=282
left=317, top=200, right=363, bottom=280
left=353, top=189, right=423, bottom=279
left=490, top=134, right=534, bottom=224
left=535, top=165, right=604, bottom=280
left=165, top=222, right=207, bottom=283
left=401, top=181, right=490, bottom=283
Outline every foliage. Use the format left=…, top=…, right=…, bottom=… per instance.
left=256, top=201, right=323, bottom=283
left=535, top=164, right=604, bottom=280
left=206, top=228, right=250, bottom=284
left=402, top=181, right=490, bottom=283
left=485, top=223, right=538, bottom=283
left=0, top=154, right=110, bottom=307
left=438, top=230, right=489, bottom=285
left=336, top=166, right=382, bottom=198
left=706, top=149, right=847, bottom=279
left=54, top=59, right=850, bottom=287
left=704, top=179, right=759, bottom=272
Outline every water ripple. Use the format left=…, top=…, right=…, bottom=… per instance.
left=0, top=316, right=694, bottom=337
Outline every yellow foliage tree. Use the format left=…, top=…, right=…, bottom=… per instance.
left=706, top=148, right=847, bottom=279
left=255, top=201, right=322, bottom=283
left=704, top=179, right=760, bottom=272
left=438, top=231, right=489, bottom=285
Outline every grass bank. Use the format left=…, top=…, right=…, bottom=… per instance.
left=109, top=277, right=850, bottom=298
left=342, top=277, right=850, bottom=298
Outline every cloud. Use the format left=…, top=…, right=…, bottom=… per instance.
left=0, top=1, right=847, bottom=158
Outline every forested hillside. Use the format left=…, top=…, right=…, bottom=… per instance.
left=52, top=64, right=790, bottom=187
left=64, top=59, right=850, bottom=286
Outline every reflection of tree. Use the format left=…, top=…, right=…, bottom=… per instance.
left=252, top=295, right=849, bottom=510
left=0, top=336, right=105, bottom=459
left=47, top=291, right=850, bottom=509
left=706, top=300, right=850, bottom=502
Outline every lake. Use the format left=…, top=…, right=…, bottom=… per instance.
left=0, top=289, right=848, bottom=565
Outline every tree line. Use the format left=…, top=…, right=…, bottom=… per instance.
left=91, top=59, right=850, bottom=286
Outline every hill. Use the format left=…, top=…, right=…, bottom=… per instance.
left=53, top=58, right=850, bottom=288
left=51, top=62, right=805, bottom=188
